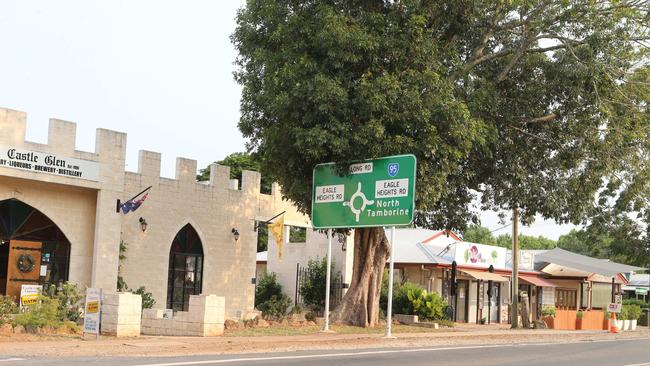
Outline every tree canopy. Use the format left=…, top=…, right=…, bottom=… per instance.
left=233, top=0, right=649, bottom=231
left=232, top=0, right=649, bottom=325
left=197, top=152, right=273, bottom=193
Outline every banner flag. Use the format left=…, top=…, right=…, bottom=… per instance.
left=120, top=189, right=150, bottom=214
left=268, top=216, right=284, bottom=260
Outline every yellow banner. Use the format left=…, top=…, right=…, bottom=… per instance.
left=21, top=294, right=38, bottom=306
left=268, top=216, right=284, bottom=260
left=86, top=301, right=99, bottom=314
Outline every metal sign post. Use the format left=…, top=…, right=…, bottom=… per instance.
left=323, top=229, right=333, bottom=332
left=386, top=226, right=396, bottom=338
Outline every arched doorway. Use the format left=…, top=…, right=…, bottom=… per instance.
left=0, top=199, right=71, bottom=299
left=167, top=224, right=203, bottom=311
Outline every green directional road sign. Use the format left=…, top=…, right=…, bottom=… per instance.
left=636, top=288, right=648, bottom=295
left=311, top=154, right=416, bottom=229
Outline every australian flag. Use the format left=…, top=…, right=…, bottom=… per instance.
left=120, top=193, right=149, bottom=214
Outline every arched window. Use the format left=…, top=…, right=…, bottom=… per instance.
left=0, top=199, right=70, bottom=295
left=167, top=224, right=203, bottom=311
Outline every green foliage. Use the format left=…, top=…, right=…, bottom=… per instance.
left=289, top=226, right=307, bottom=243
left=0, top=295, right=18, bottom=325
left=232, top=0, right=650, bottom=233
left=255, top=272, right=283, bottom=308
left=257, top=295, right=292, bottom=320
left=299, top=258, right=334, bottom=311
left=495, top=234, right=556, bottom=250
left=55, top=283, right=84, bottom=322
left=13, top=295, right=62, bottom=329
left=117, top=239, right=129, bottom=291
left=623, top=299, right=649, bottom=309
left=407, top=289, right=446, bottom=321
left=541, top=305, right=557, bottom=318
left=463, top=225, right=496, bottom=246
left=380, top=277, right=422, bottom=316
left=256, top=221, right=268, bottom=252
left=197, top=152, right=273, bottom=194
left=622, top=304, right=643, bottom=321
left=133, top=287, right=156, bottom=309
left=576, top=310, right=584, bottom=319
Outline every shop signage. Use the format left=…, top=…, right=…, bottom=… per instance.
left=83, top=288, right=102, bottom=336
left=607, top=302, right=622, bottom=313
left=454, top=242, right=507, bottom=269
left=519, top=252, right=535, bottom=270
left=19, top=284, right=42, bottom=308
left=635, top=288, right=648, bottom=295
left=311, top=155, right=416, bottom=228
left=0, top=146, right=100, bottom=181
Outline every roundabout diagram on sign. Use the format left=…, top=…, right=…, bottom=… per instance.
left=343, top=182, right=374, bottom=222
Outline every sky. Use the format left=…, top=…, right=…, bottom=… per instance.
left=0, top=1, right=577, bottom=240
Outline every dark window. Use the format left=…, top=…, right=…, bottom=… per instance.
left=166, top=224, right=203, bottom=311
left=0, top=199, right=70, bottom=293
left=288, top=226, right=306, bottom=243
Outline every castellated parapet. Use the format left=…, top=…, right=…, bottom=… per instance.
left=0, top=107, right=309, bottom=319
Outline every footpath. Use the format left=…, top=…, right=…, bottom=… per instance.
left=0, top=325, right=648, bottom=358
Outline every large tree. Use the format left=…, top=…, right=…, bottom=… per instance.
left=232, top=1, right=649, bottom=326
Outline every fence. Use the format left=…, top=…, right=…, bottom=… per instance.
left=295, top=263, right=345, bottom=313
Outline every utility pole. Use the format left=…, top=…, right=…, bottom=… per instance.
left=511, top=207, right=519, bottom=329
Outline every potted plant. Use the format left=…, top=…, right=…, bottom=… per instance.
left=541, top=305, right=556, bottom=329
left=603, top=311, right=611, bottom=330
left=620, top=306, right=630, bottom=331
left=627, top=305, right=642, bottom=331
left=575, top=310, right=584, bottom=330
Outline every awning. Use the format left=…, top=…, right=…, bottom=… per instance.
left=519, top=274, right=557, bottom=288
left=461, top=270, right=508, bottom=282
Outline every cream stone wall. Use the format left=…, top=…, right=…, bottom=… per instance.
left=0, top=107, right=309, bottom=319
left=120, top=154, right=309, bottom=318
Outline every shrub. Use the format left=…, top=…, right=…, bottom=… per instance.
left=133, top=287, right=156, bottom=309
left=13, top=295, right=62, bottom=330
left=299, top=258, right=334, bottom=311
left=576, top=310, right=584, bottom=319
left=257, top=295, right=292, bottom=320
left=408, top=289, right=446, bottom=321
left=255, top=272, right=283, bottom=308
left=541, top=305, right=556, bottom=318
left=623, top=298, right=649, bottom=309
left=622, top=304, right=642, bottom=321
left=0, top=296, right=18, bottom=325
left=55, top=283, right=84, bottom=322
left=254, top=272, right=292, bottom=319
left=379, top=273, right=422, bottom=316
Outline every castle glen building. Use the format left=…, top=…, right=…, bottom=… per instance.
left=0, top=107, right=307, bottom=318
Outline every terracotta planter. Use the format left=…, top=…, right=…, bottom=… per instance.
left=575, top=318, right=583, bottom=330
left=602, top=318, right=611, bottom=330
left=542, top=316, right=554, bottom=329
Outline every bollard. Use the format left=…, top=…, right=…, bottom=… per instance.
left=609, top=312, right=619, bottom=334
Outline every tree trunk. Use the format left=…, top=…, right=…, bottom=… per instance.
left=330, top=227, right=390, bottom=327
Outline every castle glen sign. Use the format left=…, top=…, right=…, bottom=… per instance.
left=311, top=155, right=416, bottom=229
left=0, top=146, right=100, bottom=181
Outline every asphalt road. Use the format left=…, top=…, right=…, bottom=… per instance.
left=1, top=338, right=649, bottom=366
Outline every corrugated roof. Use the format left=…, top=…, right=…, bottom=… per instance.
left=535, top=247, right=643, bottom=277
left=627, top=273, right=650, bottom=287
